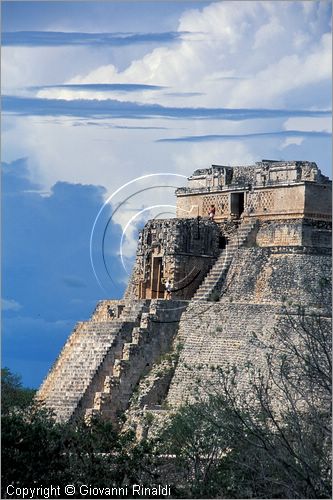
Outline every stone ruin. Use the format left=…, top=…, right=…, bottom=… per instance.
left=37, top=160, right=332, bottom=432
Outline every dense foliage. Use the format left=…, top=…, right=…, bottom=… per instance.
left=1, top=368, right=36, bottom=414
left=1, top=368, right=154, bottom=499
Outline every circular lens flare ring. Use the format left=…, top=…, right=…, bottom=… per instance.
left=90, top=173, right=187, bottom=292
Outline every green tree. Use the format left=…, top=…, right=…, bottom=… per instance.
left=62, top=417, right=155, bottom=494
left=2, top=404, right=71, bottom=492
left=157, top=401, right=243, bottom=498
left=1, top=370, right=156, bottom=498
left=1, top=367, right=35, bottom=414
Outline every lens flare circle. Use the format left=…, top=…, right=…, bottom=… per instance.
left=90, top=173, right=187, bottom=292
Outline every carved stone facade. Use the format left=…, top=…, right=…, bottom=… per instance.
left=176, top=160, right=331, bottom=222
left=125, top=218, right=222, bottom=300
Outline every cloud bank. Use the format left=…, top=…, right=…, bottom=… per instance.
left=3, top=95, right=331, bottom=120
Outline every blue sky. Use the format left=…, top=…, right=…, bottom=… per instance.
left=2, top=0, right=332, bottom=388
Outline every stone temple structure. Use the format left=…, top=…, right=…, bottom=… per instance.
left=37, top=160, right=332, bottom=431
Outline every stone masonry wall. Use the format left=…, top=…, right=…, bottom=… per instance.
left=256, top=219, right=332, bottom=248
left=256, top=219, right=303, bottom=246
left=302, top=219, right=332, bottom=248
left=304, top=182, right=332, bottom=216
left=166, top=302, right=278, bottom=407
left=220, top=247, right=331, bottom=307
left=166, top=246, right=331, bottom=408
left=38, top=160, right=332, bottom=428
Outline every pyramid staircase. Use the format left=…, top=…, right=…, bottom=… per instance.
left=84, top=299, right=187, bottom=423
left=192, top=219, right=258, bottom=301
left=37, top=300, right=150, bottom=422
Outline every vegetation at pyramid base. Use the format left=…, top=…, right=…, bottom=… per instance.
left=1, top=378, right=154, bottom=498
left=1, top=367, right=36, bottom=415
left=2, top=293, right=331, bottom=499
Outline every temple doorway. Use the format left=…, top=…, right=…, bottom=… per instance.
left=231, top=193, right=245, bottom=218
left=151, top=257, right=164, bottom=298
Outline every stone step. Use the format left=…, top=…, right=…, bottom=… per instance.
left=203, top=279, right=225, bottom=286
left=38, top=318, right=144, bottom=419
left=193, top=220, right=257, bottom=301
left=207, top=265, right=229, bottom=272
left=205, top=263, right=231, bottom=272
left=37, top=299, right=155, bottom=421
left=81, top=302, right=186, bottom=420
left=208, top=265, right=227, bottom=272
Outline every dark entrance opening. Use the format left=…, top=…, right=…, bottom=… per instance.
left=151, top=257, right=164, bottom=299
left=231, top=193, right=245, bottom=218
left=219, top=235, right=227, bottom=249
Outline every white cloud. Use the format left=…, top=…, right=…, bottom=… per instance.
left=253, top=17, right=285, bottom=49
left=283, top=116, right=332, bottom=133
left=229, top=32, right=331, bottom=107
left=280, top=136, right=304, bottom=149
left=2, top=46, right=107, bottom=91
left=34, top=1, right=331, bottom=111
left=2, top=298, right=22, bottom=311
left=173, top=141, right=255, bottom=173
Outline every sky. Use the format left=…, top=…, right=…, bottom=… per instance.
left=2, top=0, right=332, bottom=388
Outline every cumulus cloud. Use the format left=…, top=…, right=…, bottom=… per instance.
left=2, top=158, right=126, bottom=311
left=35, top=1, right=331, bottom=110
left=228, top=32, right=331, bottom=107
left=2, top=157, right=132, bottom=386
left=172, top=141, right=256, bottom=174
